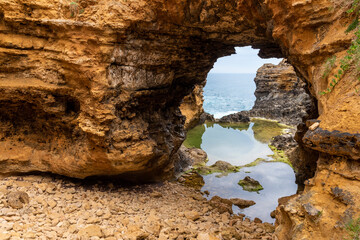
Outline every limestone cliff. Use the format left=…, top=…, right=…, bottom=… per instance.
left=248, top=60, right=315, bottom=126
left=0, top=1, right=359, bottom=239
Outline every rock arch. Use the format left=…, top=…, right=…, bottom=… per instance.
left=0, top=1, right=359, bottom=238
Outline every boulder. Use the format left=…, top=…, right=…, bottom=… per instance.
left=230, top=198, right=256, bottom=209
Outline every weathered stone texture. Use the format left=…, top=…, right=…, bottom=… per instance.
left=0, top=1, right=360, bottom=238
left=247, top=60, right=315, bottom=126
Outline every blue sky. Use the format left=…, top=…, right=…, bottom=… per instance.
left=210, top=46, right=282, bottom=74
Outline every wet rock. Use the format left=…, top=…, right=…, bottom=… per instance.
left=230, top=198, right=256, bottom=209
left=196, top=161, right=238, bottom=176
left=7, top=191, right=29, bottom=209
left=238, top=176, right=264, bottom=192
left=217, top=112, right=250, bottom=123
left=178, top=172, right=205, bottom=190
left=174, top=145, right=208, bottom=176
left=199, top=112, right=216, bottom=123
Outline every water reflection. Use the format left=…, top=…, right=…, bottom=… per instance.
left=183, top=119, right=297, bottom=223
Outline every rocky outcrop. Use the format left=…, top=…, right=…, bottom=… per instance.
left=216, top=112, right=250, bottom=123
left=245, top=60, right=315, bottom=126
left=0, top=0, right=360, bottom=238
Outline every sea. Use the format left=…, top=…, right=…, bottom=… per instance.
left=204, top=73, right=256, bottom=118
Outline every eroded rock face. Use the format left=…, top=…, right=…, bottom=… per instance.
left=0, top=1, right=360, bottom=238
left=180, top=84, right=205, bottom=130
left=1, top=0, right=275, bottom=180
left=247, top=60, right=315, bottom=126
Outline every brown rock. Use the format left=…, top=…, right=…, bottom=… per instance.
left=243, top=60, right=315, bottom=126
left=180, top=84, right=205, bottom=130
left=0, top=1, right=359, bottom=239
left=209, top=196, right=233, bottom=214
left=197, top=232, right=220, bottom=240
left=77, top=225, right=103, bottom=238
left=7, top=191, right=29, bottom=209
left=184, top=211, right=200, bottom=221
left=230, top=198, right=256, bottom=209
left=254, top=217, right=263, bottom=223
left=270, top=210, right=276, bottom=219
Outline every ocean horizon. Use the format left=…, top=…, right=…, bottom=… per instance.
left=204, top=73, right=256, bottom=118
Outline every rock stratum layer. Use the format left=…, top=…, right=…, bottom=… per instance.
left=0, top=1, right=360, bottom=239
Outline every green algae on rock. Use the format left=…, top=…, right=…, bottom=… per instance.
left=268, top=145, right=293, bottom=168
left=195, top=160, right=240, bottom=177
left=238, top=176, right=264, bottom=192
left=177, top=171, right=205, bottom=190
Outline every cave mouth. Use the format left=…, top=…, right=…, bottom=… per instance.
left=204, top=46, right=282, bottom=118
left=181, top=47, right=304, bottom=223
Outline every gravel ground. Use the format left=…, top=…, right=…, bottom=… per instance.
left=0, top=174, right=274, bottom=240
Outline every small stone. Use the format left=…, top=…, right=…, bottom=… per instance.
left=78, top=225, right=103, bottom=238
left=68, top=224, right=78, bottom=234
left=209, top=196, right=233, bottom=214
left=230, top=198, right=256, bottom=209
left=7, top=191, right=29, bottom=209
left=95, top=210, right=103, bottom=216
left=309, top=122, right=320, bottom=131
left=23, top=232, right=36, bottom=238
left=150, top=192, right=162, bottom=198
left=184, top=211, right=200, bottom=221
left=254, top=217, right=263, bottom=223
left=0, top=232, right=11, bottom=240
left=48, top=199, right=57, bottom=209
left=197, top=232, right=220, bottom=240
left=270, top=210, right=276, bottom=218
left=238, top=176, right=264, bottom=192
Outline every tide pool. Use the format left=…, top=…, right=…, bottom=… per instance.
left=183, top=119, right=297, bottom=223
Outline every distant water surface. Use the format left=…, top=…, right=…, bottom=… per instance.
left=204, top=73, right=256, bottom=118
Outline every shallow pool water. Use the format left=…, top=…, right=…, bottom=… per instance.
left=184, top=120, right=298, bottom=223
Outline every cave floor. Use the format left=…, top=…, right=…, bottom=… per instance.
left=0, top=173, right=274, bottom=239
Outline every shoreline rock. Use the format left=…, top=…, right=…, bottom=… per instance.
left=238, top=176, right=264, bottom=192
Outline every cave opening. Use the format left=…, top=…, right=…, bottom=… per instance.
left=204, top=46, right=282, bottom=118
left=180, top=46, right=307, bottom=222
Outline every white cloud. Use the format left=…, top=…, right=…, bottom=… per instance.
left=210, top=46, right=282, bottom=74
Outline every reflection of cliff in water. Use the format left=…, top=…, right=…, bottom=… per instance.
left=217, top=122, right=250, bottom=131
left=183, top=124, right=206, bottom=149
left=251, top=119, right=288, bottom=143
left=182, top=119, right=296, bottom=223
